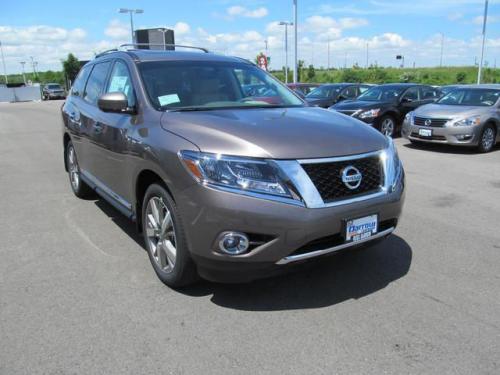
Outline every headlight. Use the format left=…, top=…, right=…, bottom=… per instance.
left=382, top=138, right=403, bottom=192
left=358, top=108, right=381, bottom=119
left=453, top=116, right=481, bottom=127
left=404, top=111, right=414, bottom=124
left=179, top=151, right=292, bottom=198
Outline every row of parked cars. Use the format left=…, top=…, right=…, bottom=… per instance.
left=287, top=82, right=500, bottom=152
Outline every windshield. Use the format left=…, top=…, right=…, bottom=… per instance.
left=437, top=88, right=499, bottom=107
left=139, top=61, right=304, bottom=111
left=357, top=86, right=405, bottom=101
left=306, top=85, right=342, bottom=99
left=47, top=84, right=61, bottom=89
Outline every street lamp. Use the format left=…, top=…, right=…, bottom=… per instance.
left=477, top=0, right=489, bottom=84
left=279, top=21, right=293, bottom=83
left=293, top=0, right=298, bottom=83
left=0, top=40, right=8, bottom=85
left=119, top=8, right=144, bottom=44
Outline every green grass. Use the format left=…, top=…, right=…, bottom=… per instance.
left=272, top=66, right=500, bottom=85
left=4, top=65, right=499, bottom=88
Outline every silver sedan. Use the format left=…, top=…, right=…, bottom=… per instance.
left=402, top=85, right=500, bottom=152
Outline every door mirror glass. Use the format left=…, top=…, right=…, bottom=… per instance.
left=98, top=92, right=131, bottom=113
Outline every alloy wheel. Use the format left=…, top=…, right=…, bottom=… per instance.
left=381, top=118, right=395, bottom=137
left=145, top=196, right=177, bottom=273
left=481, top=127, right=495, bottom=152
left=67, top=146, right=80, bottom=191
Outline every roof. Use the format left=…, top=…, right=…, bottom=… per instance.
left=95, top=49, right=251, bottom=64
left=457, top=84, right=500, bottom=89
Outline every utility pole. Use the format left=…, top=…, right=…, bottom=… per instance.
left=30, top=56, right=38, bottom=81
left=119, top=8, right=144, bottom=44
left=439, top=33, right=444, bottom=67
left=20, top=61, right=26, bottom=84
left=366, top=42, right=369, bottom=68
left=0, top=40, right=8, bottom=84
left=293, top=0, right=298, bottom=83
left=327, top=39, right=330, bottom=70
left=279, top=21, right=293, bottom=83
left=477, top=0, right=488, bottom=84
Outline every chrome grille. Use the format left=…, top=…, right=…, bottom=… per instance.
left=414, top=117, right=449, bottom=127
left=301, top=155, right=383, bottom=203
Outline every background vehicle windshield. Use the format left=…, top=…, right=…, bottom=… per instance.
left=306, top=85, right=341, bottom=99
left=358, top=86, right=405, bottom=101
left=47, top=84, right=61, bottom=89
left=139, top=61, right=303, bottom=110
left=437, top=88, right=500, bottom=107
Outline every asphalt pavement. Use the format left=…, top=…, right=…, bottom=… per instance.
left=1, top=101, right=499, bottom=375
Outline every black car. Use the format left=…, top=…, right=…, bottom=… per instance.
left=331, top=83, right=441, bottom=137
left=305, top=83, right=372, bottom=108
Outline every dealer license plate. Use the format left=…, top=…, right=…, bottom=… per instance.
left=345, top=215, right=378, bottom=243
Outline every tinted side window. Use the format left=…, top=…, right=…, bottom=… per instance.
left=83, top=61, right=111, bottom=105
left=359, top=85, right=371, bottom=94
left=421, top=86, right=439, bottom=100
left=342, top=86, right=357, bottom=98
left=71, top=65, right=92, bottom=97
left=106, top=60, right=136, bottom=107
left=402, top=87, right=419, bottom=101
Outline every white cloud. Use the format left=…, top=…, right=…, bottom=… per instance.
left=472, top=15, right=499, bottom=25
left=173, top=22, right=191, bottom=35
left=226, top=6, right=268, bottom=19
left=104, top=20, right=129, bottom=39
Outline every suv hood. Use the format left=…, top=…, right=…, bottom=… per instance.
left=415, top=103, right=490, bottom=118
left=332, top=100, right=394, bottom=111
left=161, top=107, right=387, bottom=159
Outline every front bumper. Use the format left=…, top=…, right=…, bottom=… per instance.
left=176, top=174, right=405, bottom=283
left=402, top=121, right=482, bottom=146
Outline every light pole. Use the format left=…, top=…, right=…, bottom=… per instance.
left=279, top=21, right=293, bottom=84
left=20, top=61, right=26, bottom=84
left=0, top=40, right=8, bottom=85
left=293, top=0, right=298, bottom=83
left=366, top=42, right=369, bottom=68
left=119, top=8, right=144, bottom=44
left=327, top=39, right=330, bottom=70
left=477, top=0, right=488, bottom=84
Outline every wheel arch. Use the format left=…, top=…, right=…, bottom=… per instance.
left=63, top=132, right=71, bottom=172
left=134, top=169, right=175, bottom=232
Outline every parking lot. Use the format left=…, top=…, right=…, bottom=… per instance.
left=1, top=100, right=499, bottom=374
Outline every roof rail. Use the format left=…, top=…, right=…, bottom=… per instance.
left=119, top=43, right=209, bottom=53
left=95, top=49, right=119, bottom=58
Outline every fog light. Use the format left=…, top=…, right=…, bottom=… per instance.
left=456, top=134, right=472, bottom=141
left=218, top=232, right=249, bottom=255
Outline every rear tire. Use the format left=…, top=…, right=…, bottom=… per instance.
left=477, top=124, right=496, bottom=153
left=66, top=142, right=94, bottom=199
left=142, top=184, right=198, bottom=288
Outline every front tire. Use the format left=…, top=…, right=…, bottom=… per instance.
left=142, top=184, right=198, bottom=287
left=477, top=124, right=496, bottom=153
left=66, top=142, right=94, bottom=198
left=378, top=115, right=397, bottom=138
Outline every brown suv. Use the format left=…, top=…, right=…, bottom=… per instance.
left=62, top=46, right=405, bottom=287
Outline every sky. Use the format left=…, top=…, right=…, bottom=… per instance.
left=0, top=0, right=499, bottom=74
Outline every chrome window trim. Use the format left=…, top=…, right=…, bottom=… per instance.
left=276, top=226, right=395, bottom=265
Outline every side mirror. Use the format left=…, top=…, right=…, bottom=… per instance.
left=98, top=92, right=134, bottom=113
